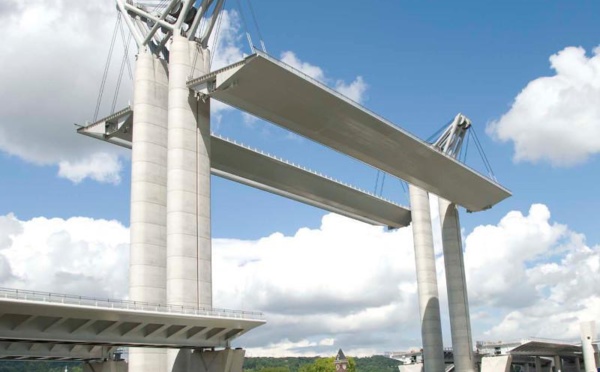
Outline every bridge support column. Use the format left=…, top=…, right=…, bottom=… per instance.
left=438, top=198, right=474, bottom=372
left=580, top=321, right=597, bottom=372
left=535, top=357, right=542, bottom=372
left=129, top=50, right=169, bottom=372
left=167, top=33, right=212, bottom=370
left=171, top=348, right=245, bottom=372
left=409, top=184, right=445, bottom=372
left=83, top=360, right=128, bottom=372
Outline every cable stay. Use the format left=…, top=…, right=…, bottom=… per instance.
left=235, top=0, right=255, bottom=52
left=378, top=173, right=387, bottom=197
left=373, top=170, right=381, bottom=195
left=245, top=0, right=267, bottom=52
left=426, top=118, right=454, bottom=144
left=427, top=114, right=498, bottom=183
left=210, top=2, right=225, bottom=66
left=93, top=13, right=121, bottom=122
left=112, top=26, right=133, bottom=114
left=469, top=128, right=497, bottom=182
left=460, top=128, right=470, bottom=164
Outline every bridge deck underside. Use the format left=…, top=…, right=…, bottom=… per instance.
left=0, top=298, right=264, bottom=353
left=77, top=109, right=411, bottom=228
left=188, top=52, right=511, bottom=212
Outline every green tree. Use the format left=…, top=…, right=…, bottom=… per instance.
left=298, top=357, right=356, bottom=372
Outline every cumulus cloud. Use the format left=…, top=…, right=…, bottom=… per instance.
left=58, top=152, right=122, bottom=184
left=280, top=51, right=326, bottom=81
left=214, top=214, right=420, bottom=356
left=487, top=46, right=600, bottom=166
left=0, top=214, right=129, bottom=299
left=0, top=0, right=131, bottom=184
left=0, top=204, right=597, bottom=354
left=0, top=3, right=246, bottom=180
left=464, top=204, right=600, bottom=340
left=210, top=10, right=246, bottom=71
left=280, top=52, right=369, bottom=104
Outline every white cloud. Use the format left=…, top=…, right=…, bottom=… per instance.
left=279, top=51, right=369, bottom=104
left=464, top=204, right=600, bottom=340
left=58, top=152, right=122, bottom=184
left=335, top=76, right=368, bottom=104
left=0, top=0, right=130, bottom=184
left=210, top=10, right=245, bottom=71
left=0, top=213, right=129, bottom=299
left=465, top=204, right=567, bottom=309
left=487, top=46, right=600, bottom=167
left=1, top=204, right=597, bottom=355
left=280, top=51, right=326, bottom=81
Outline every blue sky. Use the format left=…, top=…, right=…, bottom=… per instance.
left=0, top=0, right=599, bottom=357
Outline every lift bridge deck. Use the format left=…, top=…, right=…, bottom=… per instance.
left=0, top=288, right=264, bottom=361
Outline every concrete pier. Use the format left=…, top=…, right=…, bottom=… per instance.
left=129, top=51, right=169, bottom=372
left=167, top=34, right=212, bottom=310
left=580, top=321, right=597, bottom=372
left=409, top=184, right=445, bottom=372
left=166, top=33, right=212, bottom=371
left=438, top=197, right=475, bottom=372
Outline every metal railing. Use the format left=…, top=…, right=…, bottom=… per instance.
left=0, top=287, right=264, bottom=320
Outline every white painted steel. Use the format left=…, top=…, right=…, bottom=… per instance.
left=580, top=321, right=597, bottom=372
left=409, top=184, right=445, bottom=372
left=438, top=198, right=474, bottom=372
left=167, top=34, right=212, bottom=310
left=188, top=53, right=511, bottom=212
left=129, top=51, right=169, bottom=372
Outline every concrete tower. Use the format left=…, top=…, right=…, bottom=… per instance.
left=128, top=48, right=170, bottom=372
left=409, top=184, right=445, bottom=372
left=433, top=114, right=475, bottom=372
left=410, top=113, right=476, bottom=372
left=114, top=1, right=225, bottom=371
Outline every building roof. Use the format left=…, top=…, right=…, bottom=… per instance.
left=509, top=340, right=582, bottom=357
left=336, top=348, right=347, bottom=362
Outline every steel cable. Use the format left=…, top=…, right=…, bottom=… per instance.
left=93, top=14, right=121, bottom=121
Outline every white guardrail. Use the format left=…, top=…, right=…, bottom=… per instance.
left=0, top=287, right=264, bottom=320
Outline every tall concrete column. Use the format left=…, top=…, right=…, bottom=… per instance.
left=580, top=321, right=597, bottom=372
left=535, top=357, right=542, bottom=372
left=129, top=51, right=169, bottom=372
left=409, top=184, right=445, bottom=372
left=166, top=33, right=212, bottom=370
left=553, top=356, right=562, bottom=372
left=438, top=198, right=474, bottom=372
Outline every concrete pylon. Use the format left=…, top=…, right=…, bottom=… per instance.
left=580, top=321, right=597, bottom=372
left=172, top=349, right=245, bottom=372
left=438, top=198, right=474, bottom=372
left=166, top=33, right=212, bottom=370
left=128, top=51, right=169, bottom=372
left=409, top=184, right=445, bottom=372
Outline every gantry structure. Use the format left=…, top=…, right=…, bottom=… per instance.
left=0, top=1, right=513, bottom=372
